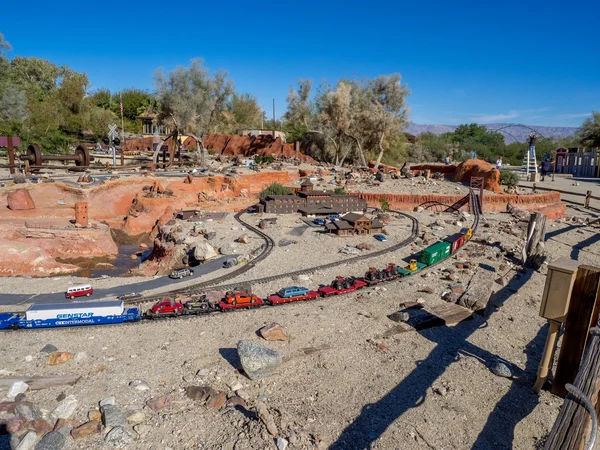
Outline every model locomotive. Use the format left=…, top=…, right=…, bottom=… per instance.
left=0, top=227, right=473, bottom=330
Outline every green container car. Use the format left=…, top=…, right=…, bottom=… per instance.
left=419, top=241, right=451, bottom=265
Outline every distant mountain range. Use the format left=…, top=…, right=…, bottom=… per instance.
left=406, top=123, right=580, bottom=143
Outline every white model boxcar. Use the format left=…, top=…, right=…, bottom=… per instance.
left=26, top=300, right=124, bottom=321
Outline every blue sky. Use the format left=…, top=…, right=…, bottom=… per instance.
left=2, top=0, right=598, bottom=127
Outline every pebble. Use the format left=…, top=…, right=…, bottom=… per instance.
left=235, top=389, right=250, bottom=401
left=259, top=323, right=289, bottom=341
left=228, top=380, right=244, bottom=391
left=47, top=352, right=72, bottom=366
left=127, top=411, right=145, bottom=425
left=145, top=395, right=172, bottom=412
left=15, top=403, right=41, bottom=421
left=195, top=369, right=210, bottom=378
left=70, top=421, right=101, bottom=440
left=51, top=395, right=78, bottom=420
left=8, top=381, right=29, bottom=398
left=40, top=344, right=58, bottom=354
left=255, top=400, right=278, bottom=436
left=490, top=359, right=513, bottom=378
left=134, top=424, right=152, bottom=436
left=25, top=355, right=33, bottom=362
left=237, top=340, right=282, bottom=380
left=101, top=405, right=128, bottom=428
left=185, top=386, right=217, bottom=402
left=99, top=396, right=116, bottom=407
left=104, top=426, right=132, bottom=448
left=15, top=431, right=37, bottom=450
left=129, top=380, right=150, bottom=391
left=434, top=386, right=447, bottom=396
left=88, top=410, right=102, bottom=422
left=15, top=393, right=27, bottom=402
left=276, top=437, right=289, bottom=450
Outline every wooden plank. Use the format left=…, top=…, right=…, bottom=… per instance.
left=428, top=302, right=473, bottom=326
left=0, top=376, right=80, bottom=390
left=552, top=266, right=600, bottom=397
left=544, top=319, right=600, bottom=450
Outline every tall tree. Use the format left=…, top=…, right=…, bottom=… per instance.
left=154, top=59, right=221, bottom=165
left=578, top=111, right=600, bottom=148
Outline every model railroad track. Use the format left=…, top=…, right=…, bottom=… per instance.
left=126, top=209, right=419, bottom=307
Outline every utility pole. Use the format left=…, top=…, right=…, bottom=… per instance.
left=272, top=98, right=275, bottom=137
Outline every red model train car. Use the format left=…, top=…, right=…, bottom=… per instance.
left=445, top=233, right=465, bottom=253
left=318, top=277, right=367, bottom=296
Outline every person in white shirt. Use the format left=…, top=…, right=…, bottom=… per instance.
left=496, top=157, right=503, bottom=170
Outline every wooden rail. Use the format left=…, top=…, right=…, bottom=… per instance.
left=520, top=183, right=600, bottom=209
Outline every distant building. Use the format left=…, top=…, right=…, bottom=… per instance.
left=242, top=130, right=286, bottom=142
left=257, top=179, right=366, bottom=215
left=325, top=213, right=384, bottom=236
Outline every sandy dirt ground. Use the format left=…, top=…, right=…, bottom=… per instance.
left=2, top=204, right=600, bottom=449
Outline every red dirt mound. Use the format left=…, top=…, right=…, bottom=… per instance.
left=454, top=159, right=503, bottom=193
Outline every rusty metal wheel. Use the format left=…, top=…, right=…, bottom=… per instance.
left=75, top=145, right=91, bottom=167
left=27, top=144, right=43, bottom=167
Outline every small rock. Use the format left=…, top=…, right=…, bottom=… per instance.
left=413, top=206, right=424, bottom=213
left=185, top=386, right=217, bottom=403
left=104, top=426, right=132, bottom=448
left=255, top=400, right=278, bottom=436
left=340, top=246, right=361, bottom=255
left=15, top=393, right=27, bottom=402
left=33, top=428, right=66, bottom=450
left=8, top=381, right=29, bottom=398
left=276, top=437, right=289, bottom=450
left=47, top=352, right=72, bottom=366
left=490, top=360, right=513, bottom=378
left=71, top=421, right=101, bottom=440
left=228, top=380, right=244, bottom=391
left=224, top=396, right=248, bottom=410
left=449, top=283, right=465, bottom=294
left=207, top=391, right=227, bottom=409
left=53, top=418, right=80, bottom=431
left=99, top=396, right=115, bottom=407
left=418, top=286, right=434, bottom=294
left=127, top=411, right=145, bottom=425
left=259, top=323, right=289, bottom=341
left=25, top=355, right=33, bottom=362
left=134, top=424, right=151, bottom=437
left=145, top=395, right=172, bottom=412
left=446, top=273, right=456, bottom=281
left=101, top=405, right=128, bottom=428
left=15, top=403, right=41, bottom=421
left=237, top=234, right=249, bottom=244
left=433, top=386, right=447, bottom=396
left=51, top=395, right=78, bottom=420
left=0, top=401, right=18, bottom=413
left=129, top=380, right=150, bottom=391
left=15, top=431, right=37, bottom=450
left=235, top=389, right=250, bottom=401
left=237, top=340, right=282, bottom=380
left=88, top=410, right=102, bottom=422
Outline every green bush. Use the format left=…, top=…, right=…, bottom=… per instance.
left=500, top=170, right=520, bottom=187
left=254, top=155, right=275, bottom=165
left=379, top=196, right=390, bottom=211
left=259, top=182, right=293, bottom=198
left=334, top=187, right=346, bottom=195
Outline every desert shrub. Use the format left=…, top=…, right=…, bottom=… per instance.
left=334, top=187, right=346, bottom=195
left=379, top=196, right=390, bottom=211
left=500, top=170, right=520, bottom=187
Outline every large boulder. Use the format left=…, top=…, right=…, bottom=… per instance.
left=193, top=242, right=218, bottom=261
left=7, top=189, right=35, bottom=210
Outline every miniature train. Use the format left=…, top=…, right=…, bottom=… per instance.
left=0, top=227, right=473, bottom=330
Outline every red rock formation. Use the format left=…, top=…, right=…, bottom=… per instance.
left=7, top=189, right=35, bottom=210
left=0, top=238, right=80, bottom=276
left=453, top=159, right=502, bottom=193
left=204, top=133, right=317, bottom=164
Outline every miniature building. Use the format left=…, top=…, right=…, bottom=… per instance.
left=75, top=202, right=88, bottom=227
left=325, top=213, right=384, bottom=236
left=258, top=179, right=367, bottom=215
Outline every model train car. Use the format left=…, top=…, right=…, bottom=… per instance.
left=2, top=226, right=475, bottom=331
left=0, top=300, right=141, bottom=330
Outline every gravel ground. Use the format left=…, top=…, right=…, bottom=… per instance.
left=3, top=207, right=600, bottom=449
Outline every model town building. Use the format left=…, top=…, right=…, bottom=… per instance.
left=257, top=179, right=367, bottom=215
left=325, top=213, right=384, bottom=236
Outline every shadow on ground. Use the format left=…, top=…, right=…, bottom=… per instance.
left=330, top=267, right=541, bottom=450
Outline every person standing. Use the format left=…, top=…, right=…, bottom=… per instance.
left=528, top=132, right=537, bottom=158
left=541, top=157, right=551, bottom=181
left=445, top=154, right=451, bottom=165
left=496, top=156, right=503, bottom=170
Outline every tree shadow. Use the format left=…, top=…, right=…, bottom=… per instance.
left=570, top=232, right=600, bottom=260
left=330, top=269, right=536, bottom=449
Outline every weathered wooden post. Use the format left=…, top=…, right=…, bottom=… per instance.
left=120, top=153, right=125, bottom=166
left=585, top=190, right=592, bottom=209
left=524, top=212, right=547, bottom=269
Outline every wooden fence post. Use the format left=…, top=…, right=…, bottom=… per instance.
left=585, top=191, right=592, bottom=209
left=544, top=318, right=600, bottom=450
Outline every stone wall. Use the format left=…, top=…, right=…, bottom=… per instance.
left=351, top=191, right=565, bottom=219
